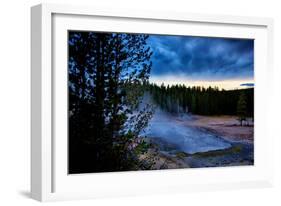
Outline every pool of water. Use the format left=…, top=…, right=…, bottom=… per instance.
left=142, top=110, right=232, bottom=154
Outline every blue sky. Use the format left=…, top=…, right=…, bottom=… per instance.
left=147, top=35, right=254, bottom=90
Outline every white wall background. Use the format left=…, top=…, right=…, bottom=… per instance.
left=0, top=0, right=280, bottom=205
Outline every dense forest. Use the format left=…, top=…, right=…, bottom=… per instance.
left=146, top=83, right=254, bottom=117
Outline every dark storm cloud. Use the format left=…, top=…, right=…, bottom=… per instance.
left=240, top=83, right=254, bottom=87
left=148, top=35, right=254, bottom=80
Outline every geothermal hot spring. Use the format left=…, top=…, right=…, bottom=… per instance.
left=141, top=109, right=231, bottom=154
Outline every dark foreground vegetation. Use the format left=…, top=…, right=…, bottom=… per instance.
left=68, top=31, right=154, bottom=173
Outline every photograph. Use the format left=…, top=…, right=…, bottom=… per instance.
left=68, top=31, right=254, bottom=174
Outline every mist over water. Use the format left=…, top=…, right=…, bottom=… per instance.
left=142, top=109, right=231, bottom=154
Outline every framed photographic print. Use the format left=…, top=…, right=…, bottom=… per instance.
left=31, top=3, right=274, bottom=201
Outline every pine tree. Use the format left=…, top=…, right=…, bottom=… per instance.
left=237, top=92, right=247, bottom=126
left=68, top=31, right=153, bottom=173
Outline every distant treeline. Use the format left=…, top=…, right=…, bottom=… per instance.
left=147, top=83, right=254, bottom=117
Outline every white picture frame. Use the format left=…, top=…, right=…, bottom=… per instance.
left=31, top=3, right=274, bottom=202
